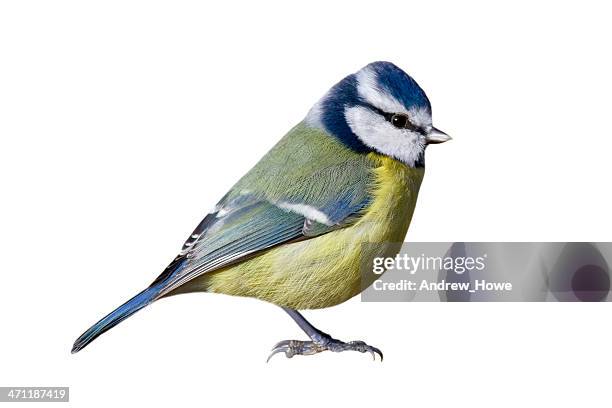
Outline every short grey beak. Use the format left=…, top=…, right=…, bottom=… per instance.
left=426, top=127, right=452, bottom=144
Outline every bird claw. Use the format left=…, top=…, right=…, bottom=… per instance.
left=266, top=338, right=383, bottom=362
left=346, top=341, right=384, bottom=361
left=266, top=340, right=326, bottom=362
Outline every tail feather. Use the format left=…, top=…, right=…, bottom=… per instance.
left=71, top=286, right=159, bottom=354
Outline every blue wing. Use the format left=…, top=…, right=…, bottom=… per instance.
left=152, top=189, right=370, bottom=298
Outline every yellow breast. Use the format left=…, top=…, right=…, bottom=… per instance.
left=198, top=154, right=424, bottom=309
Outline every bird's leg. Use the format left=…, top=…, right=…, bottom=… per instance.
left=266, top=307, right=383, bottom=362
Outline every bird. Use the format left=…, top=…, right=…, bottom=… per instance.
left=71, top=61, right=451, bottom=361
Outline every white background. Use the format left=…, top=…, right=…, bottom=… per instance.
left=1, top=1, right=611, bottom=407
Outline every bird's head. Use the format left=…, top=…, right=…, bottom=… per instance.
left=305, top=61, right=450, bottom=167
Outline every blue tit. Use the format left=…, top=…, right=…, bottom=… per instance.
left=72, top=61, right=451, bottom=360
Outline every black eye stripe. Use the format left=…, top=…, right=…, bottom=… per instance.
left=364, top=104, right=426, bottom=135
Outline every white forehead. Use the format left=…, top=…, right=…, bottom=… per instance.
left=355, top=67, right=432, bottom=129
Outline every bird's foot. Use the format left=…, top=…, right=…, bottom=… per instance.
left=267, top=337, right=383, bottom=362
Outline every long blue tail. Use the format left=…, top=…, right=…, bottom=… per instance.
left=71, top=286, right=160, bottom=353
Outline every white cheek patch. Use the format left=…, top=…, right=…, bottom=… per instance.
left=356, top=67, right=407, bottom=114
left=345, top=105, right=425, bottom=167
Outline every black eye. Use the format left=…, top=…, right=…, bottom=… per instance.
left=391, top=113, right=409, bottom=129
